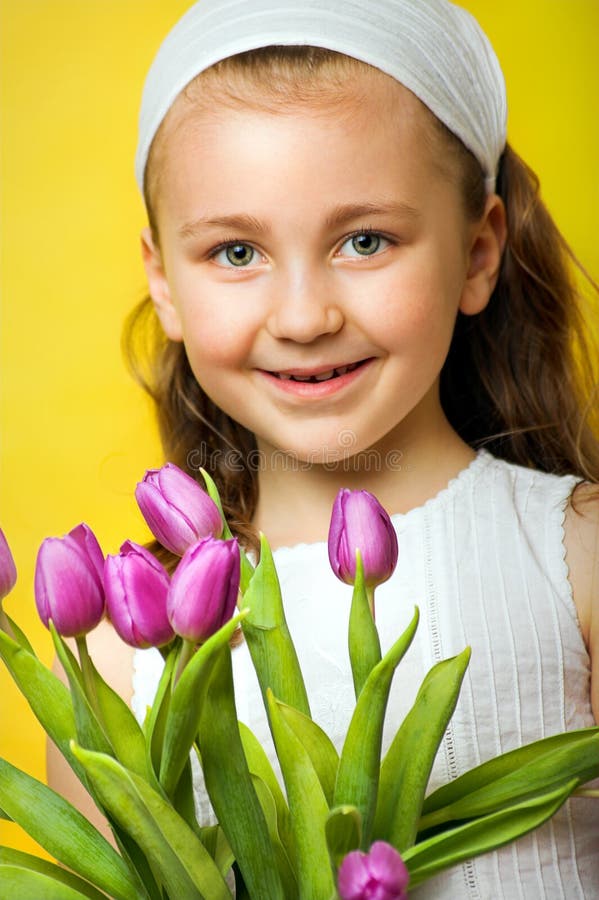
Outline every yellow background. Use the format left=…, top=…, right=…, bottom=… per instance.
left=1, top=0, right=598, bottom=858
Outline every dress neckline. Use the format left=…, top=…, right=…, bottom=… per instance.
left=272, top=449, right=494, bottom=559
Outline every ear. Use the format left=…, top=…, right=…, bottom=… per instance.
left=140, top=227, right=183, bottom=341
left=459, top=194, right=507, bottom=316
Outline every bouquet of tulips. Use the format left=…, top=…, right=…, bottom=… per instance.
left=0, top=463, right=597, bottom=899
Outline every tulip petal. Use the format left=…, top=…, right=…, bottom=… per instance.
left=136, top=464, right=222, bottom=556
left=135, top=482, right=197, bottom=555
left=104, top=542, right=173, bottom=649
left=35, top=535, right=105, bottom=637
left=0, top=526, right=17, bottom=600
left=367, top=842, right=409, bottom=891
left=167, top=537, right=240, bottom=643
left=328, top=490, right=398, bottom=588
left=67, top=524, right=105, bottom=590
left=337, top=849, right=370, bottom=899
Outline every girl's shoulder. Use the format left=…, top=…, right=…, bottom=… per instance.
left=564, top=481, right=599, bottom=716
left=82, top=618, right=136, bottom=702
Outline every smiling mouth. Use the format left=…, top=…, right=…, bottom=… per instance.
left=269, top=359, right=369, bottom=384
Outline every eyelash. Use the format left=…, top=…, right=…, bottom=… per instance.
left=207, top=228, right=392, bottom=267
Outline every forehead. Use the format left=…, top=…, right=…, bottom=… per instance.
left=146, top=61, right=438, bottom=198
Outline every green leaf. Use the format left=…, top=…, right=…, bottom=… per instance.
left=198, top=646, right=286, bottom=899
left=267, top=690, right=335, bottom=899
left=199, top=467, right=230, bottom=538
left=172, top=756, right=203, bottom=835
left=88, top=655, right=150, bottom=781
left=0, top=866, right=100, bottom=900
left=250, top=775, right=298, bottom=899
left=110, top=828, right=162, bottom=900
left=2, top=613, right=35, bottom=653
left=419, top=726, right=599, bottom=831
left=50, top=625, right=113, bottom=757
left=159, top=610, right=248, bottom=797
left=375, top=646, right=471, bottom=850
left=325, top=805, right=362, bottom=870
left=241, top=533, right=310, bottom=717
left=0, top=759, right=141, bottom=900
left=403, top=778, right=580, bottom=888
left=275, top=701, right=339, bottom=806
left=144, top=645, right=177, bottom=779
left=0, top=630, right=85, bottom=782
left=199, top=826, right=235, bottom=880
left=200, top=468, right=254, bottom=590
left=238, top=722, right=292, bottom=853
left=333, top=606, right=419, bottom=846
left=72, top=743, right=231, bottom=900
left=348, top=551, right=381, bottom=698
left=0, top=848, right=109, bottom=900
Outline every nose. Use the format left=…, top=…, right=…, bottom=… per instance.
left=265, top=266, right=344, bottom=343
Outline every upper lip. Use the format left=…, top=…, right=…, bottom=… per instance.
left=265, top=359, right=369, bottom=376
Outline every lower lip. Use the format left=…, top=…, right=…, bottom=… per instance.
left=258, top=359, right=374, bottom=398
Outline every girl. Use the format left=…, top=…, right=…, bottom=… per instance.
left=49, top=0, right=599, bottom=896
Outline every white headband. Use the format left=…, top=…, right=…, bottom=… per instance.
left=135, top=0, right=507, bottom=194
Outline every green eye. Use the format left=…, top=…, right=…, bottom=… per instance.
left=339, top=232, right=389, bottom=258
left=224, top=243, right=255, bottom=266
left=351, top=233, right=381, bottom=255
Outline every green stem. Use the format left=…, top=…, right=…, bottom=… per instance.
left=573, top=788, right=599, bottom=799
left=76, top=634, right=102, bottom=719
left=174, top=639, right=196, bottom=684
left=366, top=585, right=375, bottom=619
left=0, top=606, right=15, bottom=640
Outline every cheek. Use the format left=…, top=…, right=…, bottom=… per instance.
left=172, top=280, right=261, bottom=370
left=370, top=266, right=460, bottom=353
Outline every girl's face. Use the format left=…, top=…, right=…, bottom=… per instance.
left=143, top=69, right=503, bottom=464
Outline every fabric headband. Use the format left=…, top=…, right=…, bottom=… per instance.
left=135, top=0, right=507, bottom=194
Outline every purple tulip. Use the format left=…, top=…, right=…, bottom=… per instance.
left=328, top=490, right=398, bottom=588
left=135, top=463, right=222, bottom=556
left=167, top=536, right=240, bottom=643
left=34, top=523, right=105, bottom=637
left=338, top=841, right=409, bottom=900
left=0, top=527, right=17, bottom=601
left=104, top=541, right=174, bottom=648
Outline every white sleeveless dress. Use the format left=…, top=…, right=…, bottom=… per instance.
left=132, top=451, right=598, bottom=899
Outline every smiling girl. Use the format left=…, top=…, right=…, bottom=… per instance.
left=49, top=1, right=598, bottom=896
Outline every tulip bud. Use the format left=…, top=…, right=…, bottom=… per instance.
left=104, top=541, right=174, bottom=648
left=328, top=489, right=398, bottom=588
left=135, top=463, right=222, bottom=556
left=167, top=536, right=240, bottom=643
left=0, top=527, right=17, bottom=601
left=34, top=524, right=105, bottom=637
left=338, top=841, right=409, bottom=900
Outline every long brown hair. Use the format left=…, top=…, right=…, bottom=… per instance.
left=125, top=47, right=599, bottom=553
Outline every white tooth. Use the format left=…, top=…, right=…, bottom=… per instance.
left=278, top=373, right=293, bottom=381
left=314, top=369, right=336, bottom=382
left=292, top=374, right=313, bottom=382
left=336, top=366, right=349, bottom=376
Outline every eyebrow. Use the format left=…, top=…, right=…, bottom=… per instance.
left=177, top=200, right=420, bottom=240
left=177, top=214, right=269, bottom=240
left=323, top=201, right=421, bottom=229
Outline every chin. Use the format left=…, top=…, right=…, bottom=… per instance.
left=259, top=428, right=391, bottom=472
